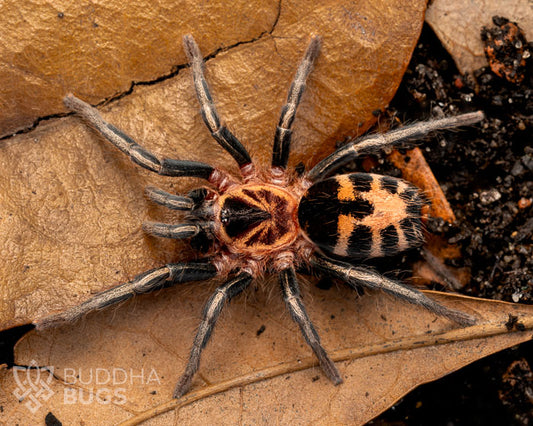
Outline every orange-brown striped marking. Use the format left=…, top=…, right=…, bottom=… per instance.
left=215, top=184, right=299, bottom=255
left=298, top=173, right=424, bottom=258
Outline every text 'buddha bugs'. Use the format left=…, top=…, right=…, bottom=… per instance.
left=39, top=35, right=484, bottom=398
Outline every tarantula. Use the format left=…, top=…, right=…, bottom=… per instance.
left=39, top=35, right=483, bottom=398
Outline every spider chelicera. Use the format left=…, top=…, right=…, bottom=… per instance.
left=38, top=35, right=483, bottom=398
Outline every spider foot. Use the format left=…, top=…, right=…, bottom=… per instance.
left=319, top=354, right=343, bottom=385
left=439, top=306, right=477, bottom=327
left=35, top=312, right=72, bottom=330
left=172, top=373, right=193, bottom=399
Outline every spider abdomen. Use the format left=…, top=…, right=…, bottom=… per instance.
left=298, top=173, right=424, bottom=258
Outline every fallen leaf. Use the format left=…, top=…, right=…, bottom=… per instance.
left=390, top=147, right=456, bottom=223
left=1, top=290, right=532, bottom=424
left=426, top=0, right=533, bottom=74
left=482, top=17, right=531, bottom=84
left=413, top=238, right=471, bottom=290
left=0, top=0, right=280, bottom=136
left=389, top=147, right=466, bottom=289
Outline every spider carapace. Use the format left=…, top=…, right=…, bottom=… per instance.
left=215, top=183, right=299, bottom=256
left=40, top=34, right=484, bottom=398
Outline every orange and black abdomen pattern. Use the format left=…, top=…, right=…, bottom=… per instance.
left=298, top=173, right=424, bottom=258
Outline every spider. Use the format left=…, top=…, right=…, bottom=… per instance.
left=38, top=35, right=484, bottom=398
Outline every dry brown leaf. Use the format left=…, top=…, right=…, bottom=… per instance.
left=0, top=0, right=427, bottom=329
left=389, top=148, right=466, bottom=289
left=413, top=236, right=472, bottom=290
left=1, top=291, right=532, bottom=424
left=389, top=147, right=456, bottom=223
left=0, top=0, right=280, bottom=137
left=426, top=0, right=533, bottom=74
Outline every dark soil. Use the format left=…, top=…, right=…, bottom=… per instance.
left=370, top=22, right=533, bottom=425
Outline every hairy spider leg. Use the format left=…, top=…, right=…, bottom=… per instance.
left=35, top=261, right=218, bottom=329
left=307, top=111, right=485, bottom=181
left=142, top=221, right=206, bottom=239
left=63, top=95, right=235, bottom=190
left=279, top=266, right=343, bottom=384
left=183, top=35, right=253, bottom=176
left=173, top=271, right=253, bottom=398
left=145, top=186, right=196, bottom=210
left=311, top=253, right=476, bottom=327
left=142, top=186, right=214, bottom=240
left=272, top=36, right=321, bottom=170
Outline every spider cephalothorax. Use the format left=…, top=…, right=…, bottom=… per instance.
left=215, top=183, right=300, bottom=258
left=39, top=35, right=484, bottom=398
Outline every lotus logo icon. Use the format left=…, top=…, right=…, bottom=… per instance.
left=12, top=360, right=54, bottom=413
